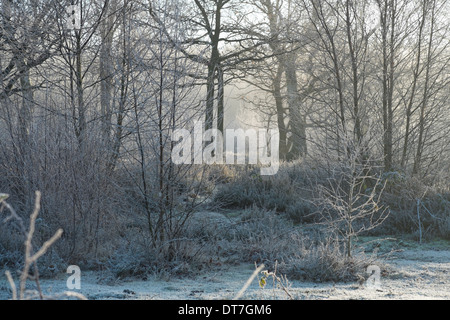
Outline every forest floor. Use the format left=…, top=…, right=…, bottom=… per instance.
left=0, top=237, right=448, bottom=300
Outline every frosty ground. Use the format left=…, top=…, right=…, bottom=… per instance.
left=0, top=242, right=448, bottom=300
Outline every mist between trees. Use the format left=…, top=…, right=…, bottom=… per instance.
left=0, top=0, right=449, bottom=282
left=171, top=120, right=280, bottom=175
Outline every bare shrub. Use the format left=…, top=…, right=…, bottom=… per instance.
left=0, top=124, right=124, bottom=267
left=105, top=208, right=231, bottom=279
left=314, top=148, right=390, bottom=258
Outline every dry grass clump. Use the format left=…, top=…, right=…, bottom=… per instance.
left=279, top=236, right=382, bottom=283
left=213, top=161, right=318, bottom=224
left=378, top=172, right=450, bottom=240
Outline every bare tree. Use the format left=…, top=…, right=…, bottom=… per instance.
left=120, top=0, right=210, bottom=259
left=58, top=0, right=110, bottom=147
left=316, top=140, right=389, bottom=258
left=237, top=0, right=316, bottom=160
left=0, top=0, right=62, bottom=210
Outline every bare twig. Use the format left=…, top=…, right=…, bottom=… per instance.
left=259, top=261, right=293, bottom=300
left=1, top=191, right=71, bottom=300
left=234, top=264, right=265, bottom=300
left=5, top=271, right=17, bottom=300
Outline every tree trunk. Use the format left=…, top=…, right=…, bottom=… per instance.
left=378, top=0, right=395, bottom=172
left=284, top=55, right=307, bottom=160
left=18, top=64, right=34, bottom=148
left=401, top=1, right=427, bottom=168
left=205, top=62, right=216, bottom=131
left=413, top=0, right=435, bottom=175
left=99, top=1, right=115, bottom=147
left=74, top=30, right=86, bottom=147
left=273, top=63, right=288, bottom=160
left=217, top=65, right=224, bottom=134
left=108, top=1, right=128, bottom=172
left=345, top=0, right=363, bottom=145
